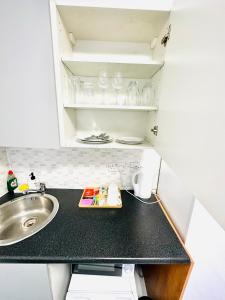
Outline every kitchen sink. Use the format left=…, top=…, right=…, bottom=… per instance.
left=0, top=194, right=59, bottom=246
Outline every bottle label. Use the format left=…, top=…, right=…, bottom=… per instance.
left=11, top=179, right=18, bottom=188
left=7, top=177, right=18, bottom=192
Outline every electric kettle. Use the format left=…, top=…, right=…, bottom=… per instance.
left=132, top=168, right=155, bottom=199
left=132, top=149, right=159, bottom=199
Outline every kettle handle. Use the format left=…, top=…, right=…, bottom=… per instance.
left=132, top=170, right=141, bottom=196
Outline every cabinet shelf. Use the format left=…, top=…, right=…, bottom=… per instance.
left=57, top=4, right=170, bottom=44
left=62, top=139, right=153, bottom=149
left=62, top=55, right=163, bottom=78
left=64, top=104, right=158, bottom=112
left=55, top=1, right=173, bottom=11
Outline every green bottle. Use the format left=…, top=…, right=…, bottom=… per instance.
left=7, top=170, right=18, bottom=194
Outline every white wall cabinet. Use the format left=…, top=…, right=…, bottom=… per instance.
left=50, top=1, right=170, bottom=149
left=0, top=0, right=60, bottom=148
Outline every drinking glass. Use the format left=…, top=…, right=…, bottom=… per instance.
left=98, top=71, right=109, bottom=89
left=72, top=76, right=81, bottom=104
left=112, top=72, right=123, bottom=90
left=98, top=71, right=110, bottom=104
left=65, top=75, right=75, bottom=104
left=82, top=81, right=94, bottom=104
left=141, top=82, right=152, bottom=106
left=127, top=81, right=140, bottom=105
left=112, top=72, right=126, bottom=105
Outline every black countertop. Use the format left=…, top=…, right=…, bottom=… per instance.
left=0, top=189, right=190, bottom=264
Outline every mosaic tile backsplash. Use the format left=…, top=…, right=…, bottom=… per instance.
left=0, top=148, right=9, bottom=196
left=6, top=148, right=150, bottom=190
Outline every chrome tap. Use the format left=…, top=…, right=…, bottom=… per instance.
left=23, top=183, right=46, bottom=195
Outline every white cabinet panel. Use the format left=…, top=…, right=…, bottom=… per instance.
left=158, top=160, right=195, bottom=240
left=154, top=0, right=225, bottom=230
left=0, top=148, right=9, bottom=197
left=0, top=264, right=52, bottom=300
left=0, top=0, right=59, bottom=148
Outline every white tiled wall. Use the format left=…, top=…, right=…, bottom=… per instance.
left=0, top=148, right=9, bottom=196
left=6, top=148, right=145, bottom=190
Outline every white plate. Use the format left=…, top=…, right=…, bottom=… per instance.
left=77, top=138, right=113, bottom=144
left=116, top=137, right=144, bottom=145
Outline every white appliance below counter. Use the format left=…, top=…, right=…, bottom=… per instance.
left=66, top=291, right=136, bottom=300
left=66, top=264, right=138, bottom=300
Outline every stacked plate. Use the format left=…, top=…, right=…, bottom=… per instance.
left=115, top=137, right=144, bottom=145
left=77, top=133, right=113, bottom=144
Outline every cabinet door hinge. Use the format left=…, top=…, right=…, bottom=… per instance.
left=151, top=125, right=158, bottom=136
left=161, top=25, right=171, bottom=47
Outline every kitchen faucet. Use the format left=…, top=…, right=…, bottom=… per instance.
left=23, top=183, right=46, bottom=195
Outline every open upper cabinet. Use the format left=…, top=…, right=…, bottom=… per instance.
left=50, top=0, right=171, bottom=148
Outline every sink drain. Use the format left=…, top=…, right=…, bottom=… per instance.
left=23, top=217, right=38, bottom=228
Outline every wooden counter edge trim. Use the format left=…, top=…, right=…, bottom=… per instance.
left=142, top=193, right=194, bottom=300
left=156, top=193, right=194, bottom=300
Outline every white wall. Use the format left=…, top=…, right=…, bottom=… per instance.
left=154, top=0, right=225, bottom=229
left=183, top=199, right=225, bottom=300
left=158, top=159, right=225, bottom=299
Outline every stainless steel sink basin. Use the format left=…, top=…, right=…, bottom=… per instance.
left=0, top=194, right=59, bottom=246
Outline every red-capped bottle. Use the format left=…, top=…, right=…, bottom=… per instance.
left=7, top=170, right=18, bottom=194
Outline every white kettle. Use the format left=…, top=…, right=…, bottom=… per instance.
left=132, top=168, right=155, bottom=199
left=132, top=149, right=159, bottom=199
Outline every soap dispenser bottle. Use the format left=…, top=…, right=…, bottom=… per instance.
left=28, top=172, right=37, bottom=190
